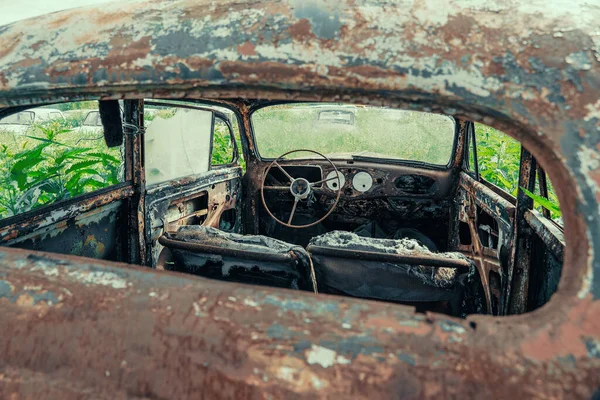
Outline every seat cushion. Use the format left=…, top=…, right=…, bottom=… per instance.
left=308, top=231, right=482, bottom=316
left=169, top=226, right=307, bottom=255
left=162, top=226, right=313, bottom=290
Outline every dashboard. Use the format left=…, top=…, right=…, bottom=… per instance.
left=264, top=162, right=450, bottom=199
left=260, top=161, right=453, bottom=248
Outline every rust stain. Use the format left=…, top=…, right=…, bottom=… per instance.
left=15, top=294, right=34, bottom=307
left=289, top=19, right=313, bottom=42
left=11, top=57, right=42, bottom=69
left=105, top=35, right=152, bottom=66
left=0, top=72, right=7, bottom=91
left=30, top=40, right=46, bottom=52
left=521, top=296, right=600, bottom=361
left=237, top=42, right=256, bottom=57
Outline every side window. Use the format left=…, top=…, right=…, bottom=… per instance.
left=210, top=107, right=244, bottom=170
left=82, top=111, right=101, bottom=127
left=464, top=121, right=476, bottom=173
left=474, top=123, right=561, bottom=223
left=49, top=112, right=64, bottom=121
left=0, top=101, right=124, bottom=219
left=144, top=103, right=213, bottom=186
left=210, top=115, right=236, bottom=166
left=474, top=123, right=521, bottom=196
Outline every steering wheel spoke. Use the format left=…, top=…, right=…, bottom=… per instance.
left=288, top=198, right=299, bottom=224
left=273, top=161, right=294, bottom=183
left=310, top=174, right=341, bottom=187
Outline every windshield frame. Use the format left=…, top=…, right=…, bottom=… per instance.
left=249, top=101, right=459, bottom=170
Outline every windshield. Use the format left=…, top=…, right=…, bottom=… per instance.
left=252, top=103, right=456, bottom=165
left=0, top=111, right=34, bottom=125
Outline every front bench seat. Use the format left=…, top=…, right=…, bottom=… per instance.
left=159, top=226, right=315, bottom=291
left=307, top=231, right=483, bottom=316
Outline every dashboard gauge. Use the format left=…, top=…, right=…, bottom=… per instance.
left=325, top=170, right=345, bottom=190
left=352, top=171, right=373, bottom=192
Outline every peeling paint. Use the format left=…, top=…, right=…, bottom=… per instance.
left=67, top=270, right=127, bottom=289
left=305, top=345, right=350, bottom=368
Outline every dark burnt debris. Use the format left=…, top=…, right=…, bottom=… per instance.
left=0, top=0, right=598, bottom=398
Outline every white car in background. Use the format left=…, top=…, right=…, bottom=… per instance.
left=79, top=110, right=103, bottom=132
left=70, top=110, right=106, bottom=137
left=0, top=107, right=65, bottom=134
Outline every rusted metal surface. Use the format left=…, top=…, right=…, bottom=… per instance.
left=507, top=148, right=537, bottom=314
left=0, top=0, right=597, bottom=397
left=525, top=209, right=566, bottom=263
left=0, top=183, right=133, bottom=243
left=459, top=173, right=515, bottom=226
left=0, top=246, right=598, bottom=399
left=124, top=100, right=146, bottom=265
left=145, top=168, right=242, bottom=267
left=7, top=201, right=123, bottom=261
left=456, top=180, right=500, bottom=314
left=204, top=179, right=239, bottom=229
left=458, top=172, right=515, bottom=314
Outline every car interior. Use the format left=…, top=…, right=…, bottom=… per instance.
left=0, top=98, right=565, bottom=318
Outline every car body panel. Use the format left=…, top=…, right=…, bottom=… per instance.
left=0, top=0, right=598, bottom=398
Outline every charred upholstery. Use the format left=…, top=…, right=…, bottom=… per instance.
left=307, top=231, right=483, bottom=316
left=159, top=226, right=314, bottom=290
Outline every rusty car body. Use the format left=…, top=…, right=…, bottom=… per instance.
left=0, top=0, right=599, bottom=398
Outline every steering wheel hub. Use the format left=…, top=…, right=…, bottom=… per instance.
left=290, top=178, right=311, bottom=199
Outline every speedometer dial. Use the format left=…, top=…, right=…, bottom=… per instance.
left=352, top=171, right=373, bottom=192
left=325, top=171, right=345, bottom=190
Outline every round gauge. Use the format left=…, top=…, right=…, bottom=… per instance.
left=352, top=171, right=373, bottom=192
left=325, top=171, right=345, bottom=191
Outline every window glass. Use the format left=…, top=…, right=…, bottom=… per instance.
left=144, top=105, right=213, bottom=186
left=83, top=111, right=101, bottom=127
left=0, top=101, right=124, bottom=219
left=475, top=123, right=561, bottom=223
left=475, top=123, right=521, bottom=196
left=252, top=103, right=456, bottom=165
left=211, top=116, right=235, bottom=166
left=0, top=111, right=34, bottom=125
left=206, top=105, right=245, bottom=170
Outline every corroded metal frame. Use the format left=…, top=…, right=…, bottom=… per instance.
left=0, top=1, right=598, bottom=398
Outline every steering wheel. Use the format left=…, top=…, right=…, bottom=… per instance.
left=260, top=149, right=343, bottom=229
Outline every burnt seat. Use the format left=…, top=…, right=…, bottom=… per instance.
left=159, top=226, right=314, bottom=291
left=307, top=231, right=482, bottom=316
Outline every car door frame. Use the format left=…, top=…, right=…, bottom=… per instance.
left=459, top=121, right=565, bottom=315
left=139, top=100, right=244, bottom=267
